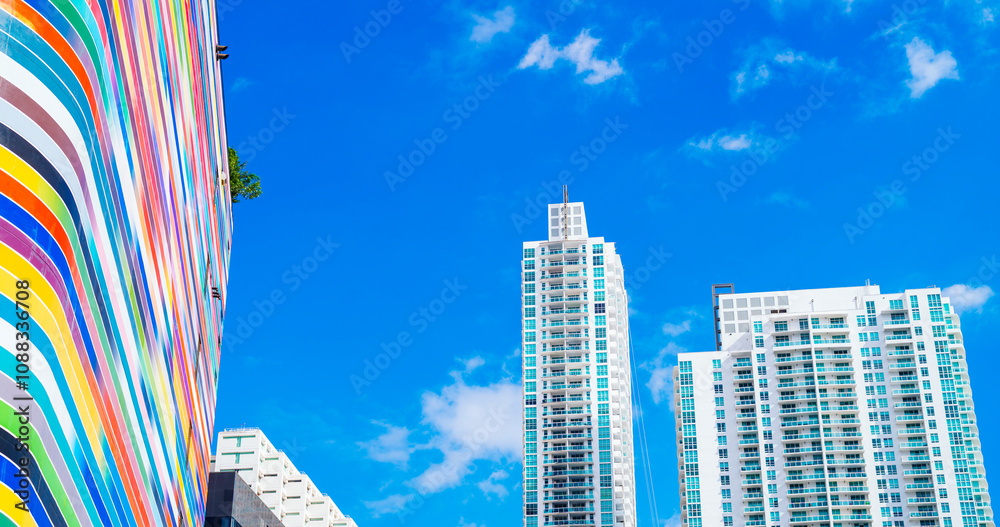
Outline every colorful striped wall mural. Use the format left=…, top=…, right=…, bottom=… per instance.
left=0, top=0, right=231, bottom=525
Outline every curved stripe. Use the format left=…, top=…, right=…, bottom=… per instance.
left=0, top=0, right=230, bottom=524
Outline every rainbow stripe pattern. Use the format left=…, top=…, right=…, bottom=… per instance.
left=0, top=0, right=231, bottom=525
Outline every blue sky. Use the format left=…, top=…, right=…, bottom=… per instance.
left=214, top=1, right=1000, bottom=526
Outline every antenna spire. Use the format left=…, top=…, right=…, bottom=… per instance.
left=563, top=185, right=568, bottom=205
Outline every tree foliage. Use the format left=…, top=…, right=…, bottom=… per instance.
left=228, top=147, right=262, bottom=203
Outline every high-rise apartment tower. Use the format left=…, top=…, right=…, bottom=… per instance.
left=675, top=285, right=993, bottom=527
left=522, top=199, right=637, bottom=527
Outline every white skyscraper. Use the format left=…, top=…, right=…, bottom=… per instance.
left=214, top=428, right=359, bottom=527
left=522, top=197, right=636, bottom=527
left=675, top=284, right=993, bottom=527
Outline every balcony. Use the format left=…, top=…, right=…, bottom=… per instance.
left=782, top=433, right=823, bottom=442
left=776, top=368, right=816, bottom=377
left=543, top=395, right=586, bottom=405
left=884, top=319, right=911, bottom=326
left=543, top=421, right=592, bottom=429
left=541, top=271, right=582, bottom=280
left=545, top=409, right=589, bottom=417
left=813, top=338, right=851, bottom=347
left=543, top=308, right=586, bottom=316
left=544, top=445, right=590, bottom=453
left=826, top=471, right=867, bottom=480
left=898, top=428, right=927, bottom=436
left=544, top=469, right=592, bottom=477
left=545, top=345, right=585, bottom=354
left=780, top=419, right=821, bottom=429
left=775, top=341, right=812, bottom=349
left=545, top=506, right=595, bottom=514
left=544, top=294, right=584, bottom=304
left=775, top=355, right=814, bottom=364
left=813, top=324, right=848, bottom=330
left=543, top=481, right=594, bottom=490
left=547, top=432, right=592, bottom=441
left=544, top=493, right=594, bottom=502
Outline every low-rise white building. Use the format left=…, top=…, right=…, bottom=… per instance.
left=215, top=428, right=359, bottom=527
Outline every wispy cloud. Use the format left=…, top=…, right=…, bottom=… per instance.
left=943, top=284, right=994, bottom=314
left=662, top=511, right=683, bottom=527
left=358, top=422, right=415, bottom=468
left=476, top=469, right=510, bottom=498
left=518, top=30, right=624, bottom=85
left=642, top=342, right=686, bottom=405
left=364, top=493, right=415, bottom=517
left=662, top=320, right=692, bottom=337
left=685, top=126, right=770, bottom=156
left=731, top=40, right=837, bottom=100
left=905, top=37, right=959, bottom=98
left=471, top=6, right=515, bottom=43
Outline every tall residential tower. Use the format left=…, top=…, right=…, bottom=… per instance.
left=522, top=199, right=637, bottom=527
left=675, top=285, right=993, bottom=527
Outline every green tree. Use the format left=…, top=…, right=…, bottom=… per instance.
left=228, top=147, right=262, bottom=203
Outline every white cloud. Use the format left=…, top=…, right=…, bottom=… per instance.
left=518, top=30, right=624, bottom=85
left=662, top=320, right=692, bottom=337
left=477, top=469, right=510, bottom=498
left=459, top=518, right=483, bottom=527
left=905, top=37, right=959, bottom=98
left=408, top=374, right=521, bottom=494
left=686, top=127, right=767, bottom=155
left=452, top=355, right=487, bottom=381
left=731, top=41, right=836, bottom=99
left=471, top=6, right=515, bottom=43
left=358, top=422, right=415, bottom=468
left=642, top=342, right=686, bottom=405
left=984, top=8, right=995, bottom=23
left=364, top=493, right=415, bottom=517
left=719, top=135, right=751, bottom=151
left=943, top=284, right=994, bottom=314
left=662, top=512, right=683, bottom=527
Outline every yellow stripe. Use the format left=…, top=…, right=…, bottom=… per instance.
left=0, top=243, right=106, bottom=470
left=0, top=481, right=40, bottom=527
